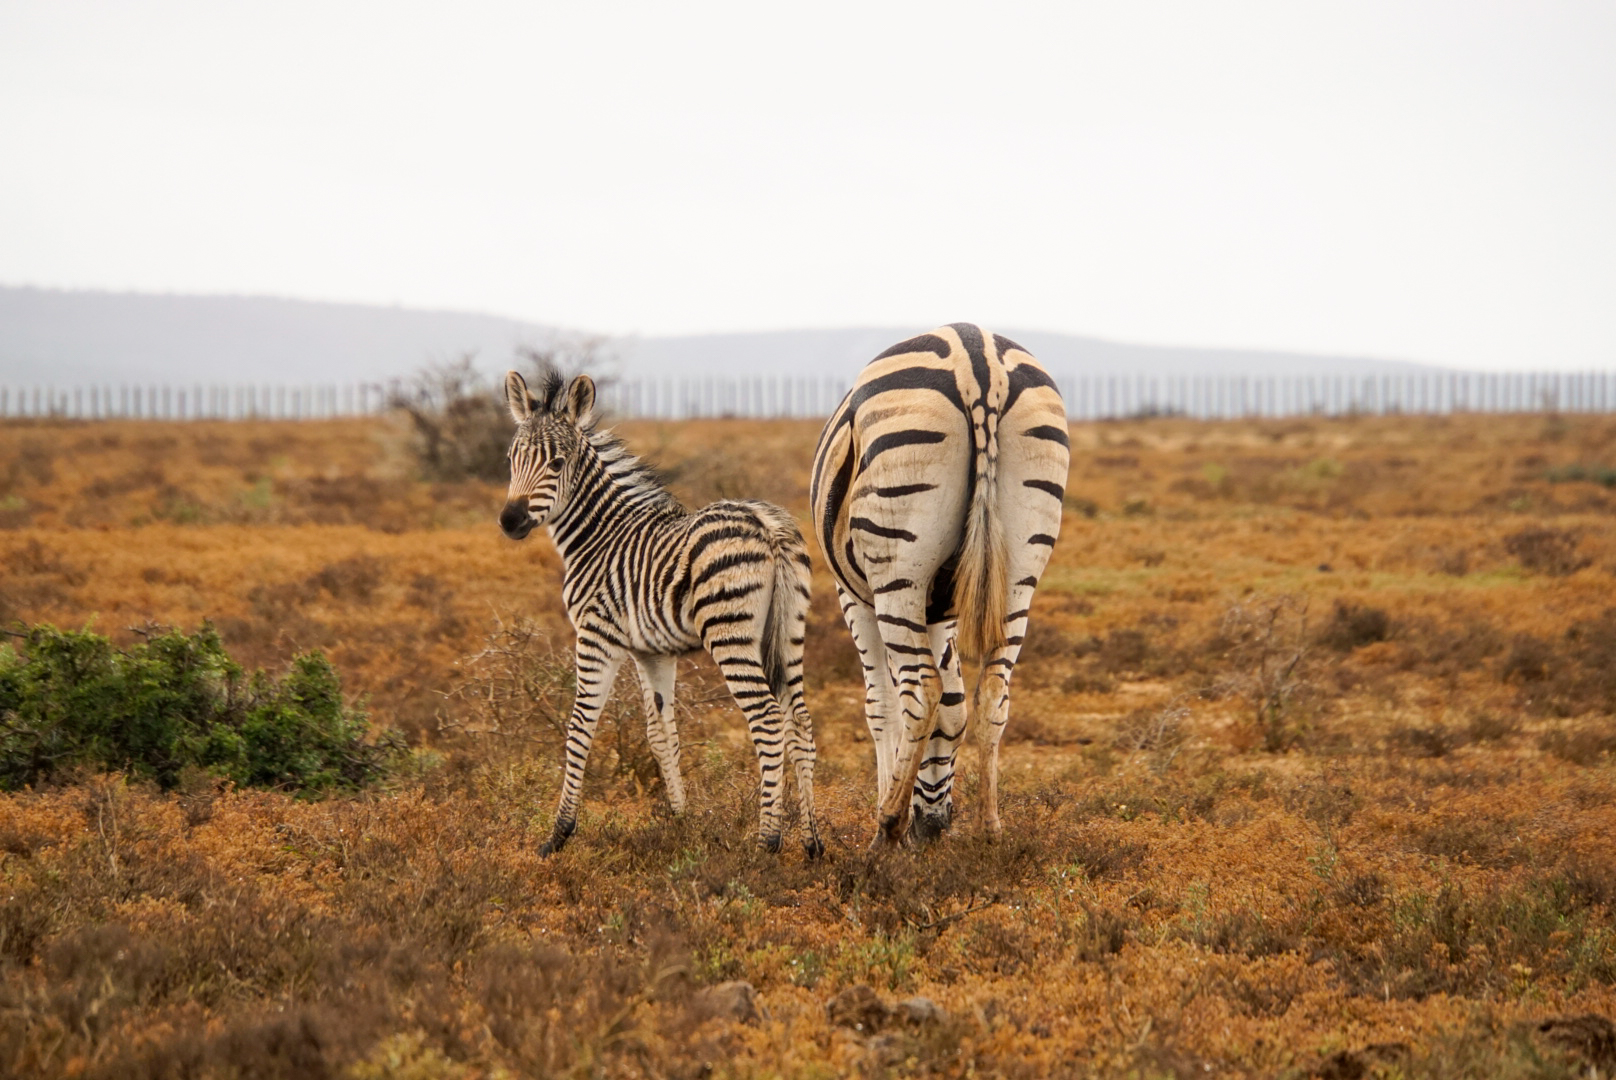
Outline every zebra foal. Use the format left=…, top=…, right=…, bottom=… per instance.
left=811, top=324, right=1069, bottom=845
left=499, top=370, right=823, bottom=857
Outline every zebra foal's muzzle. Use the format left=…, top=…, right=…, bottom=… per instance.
left=499, top=500, right=536, bottom=539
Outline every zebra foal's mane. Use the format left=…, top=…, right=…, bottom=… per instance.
left=584, top=427, right=687, bottom=515
left=532, top=369, right=567, bottom=414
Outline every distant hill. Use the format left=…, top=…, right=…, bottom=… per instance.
left=0, top=286, right=1449, bottom=386
left=0, top=287, right=557, bottom=385
left=620, top=328, right=1447, bottom=381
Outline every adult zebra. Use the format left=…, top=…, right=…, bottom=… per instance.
left=810, top=324, right=1069, bottom=845
left=499, top=369, right=823, bottom=858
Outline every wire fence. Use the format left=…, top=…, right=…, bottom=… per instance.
left=2, top=370, right=1614, bottom=422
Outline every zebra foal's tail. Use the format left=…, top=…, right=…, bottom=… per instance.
left=752, top=503, right=811, bottom=703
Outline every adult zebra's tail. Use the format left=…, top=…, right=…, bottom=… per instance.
left=952, top=388, right=1010, bottom=667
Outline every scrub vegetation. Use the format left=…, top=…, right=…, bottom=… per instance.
left=0, top=622, right=401, bottom=795
left=1, top=409, right=1614, bottom=1078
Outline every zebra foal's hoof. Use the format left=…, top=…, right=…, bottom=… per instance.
left=802, top=836, right=826, bottom=861
left=759, top=833, right=783, bottom=854
left=539, top=821, right=575, bottom=857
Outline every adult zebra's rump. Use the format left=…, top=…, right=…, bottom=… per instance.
left=810, top=324, right=1069, bottom=845
left=501, top=370, right=822, bottom=857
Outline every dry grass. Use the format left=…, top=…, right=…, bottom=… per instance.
left=1, top=410, right=1615, bottom=1077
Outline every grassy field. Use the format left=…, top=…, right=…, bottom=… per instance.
left=2, top=409, right=1615, bottom=1078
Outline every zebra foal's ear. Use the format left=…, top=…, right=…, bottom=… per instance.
left=564, top=375, right=596, bottom=425
left=505, top=371, right=537, bottom=423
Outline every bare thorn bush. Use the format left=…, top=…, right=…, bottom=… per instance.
left=1113, top=702, right=1191, bottom=774
left=1214, top=594, right=1318, bottom=752
left=438, top=616, right=659, bottom=791
left=389, top=338, right=615, bottom=483
left=438, top=616, right=575, bottom=752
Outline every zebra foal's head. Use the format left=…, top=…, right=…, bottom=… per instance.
left=500, top=369, right=597, bottom=539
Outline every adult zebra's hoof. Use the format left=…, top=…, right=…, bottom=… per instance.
left=759, top=833, right=783, bottom=854
left=909, top=806, right=952, bottom=843
left=803, top=836, right=826, bottom=861
left=871, top=814, right=910, bottom=850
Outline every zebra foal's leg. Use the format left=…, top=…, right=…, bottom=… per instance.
left=910, top=622, right=966, bottom=841
left=703, top=623, right=791, bottom=852
left=631, top=651, right=686, bottom=815
left=781, top=667, right=824, bottom=859
left=773, top=600, right=824, bottom=858
left=542, top=628, right=627, bottom=856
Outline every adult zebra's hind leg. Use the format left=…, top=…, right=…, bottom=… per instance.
left=839, top=586, right=901, bottom=809
left=977, top=573, right=1044, bottom=838
left=631, top=652, right=686, bottom=815
left=910, top=622, right=966, bottom=842
left=871, top=589, right=942, bottom=847
left=542, top=627, right=627, bottom=856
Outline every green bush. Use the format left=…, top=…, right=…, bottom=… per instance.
left=1546, top=462, right=1616, bottom=488
left=0, top=623, right=402, bottom=793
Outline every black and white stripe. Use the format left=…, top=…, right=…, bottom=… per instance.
left=810, top=324, right=1069, bottom=845
left=501, top=370, right=822, bottom=858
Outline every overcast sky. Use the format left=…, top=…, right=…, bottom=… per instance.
left=1, top=2, right=1612, bottom=370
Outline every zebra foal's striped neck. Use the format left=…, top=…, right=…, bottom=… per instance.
left=546, top=429, right=683, bottom=556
